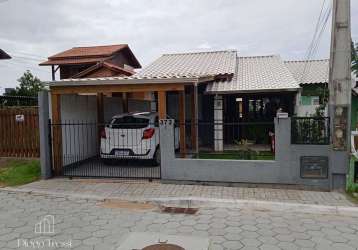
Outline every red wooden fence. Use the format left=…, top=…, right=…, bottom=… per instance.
left=0, top=107, right=40, bottom=157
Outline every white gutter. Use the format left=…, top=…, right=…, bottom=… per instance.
left=205, top=87, right=301, bottom=95
left=47, top=76, right=204, bottom=87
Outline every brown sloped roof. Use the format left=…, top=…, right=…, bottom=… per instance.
left=39, top=44, right=141, bottom=68
left=0, top=49, right=11, bottom=59
left=48, top=44, right=127, bottom=59
left=103, top=61, right=135, bottom=74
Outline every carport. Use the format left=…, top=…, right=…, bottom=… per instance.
left=47, top=50, right=237, bottom=178
left=49, top=76, right=205, bottom=178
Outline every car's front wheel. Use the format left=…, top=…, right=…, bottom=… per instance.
left=152, top=147, right=161, bottom=166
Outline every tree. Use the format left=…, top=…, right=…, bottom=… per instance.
left=6, top=70, right=45, bottom=97
left=352, top=41, right=358, bottom=76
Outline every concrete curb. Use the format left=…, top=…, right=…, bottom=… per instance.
left=144, top=197, right=358, bottom=217
left=0, top=187, right=107, bottom=201
left=1, top=188, right=358, bottom=217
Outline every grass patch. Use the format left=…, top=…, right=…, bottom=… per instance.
left=0, top=159, right=40, bottom=186
left=346, top=192, right=358, bottom=204
left=199, top=151, right=274, bottom=160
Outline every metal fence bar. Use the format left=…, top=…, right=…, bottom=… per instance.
left=0, top=95, right=38, bottom=107
left=291, top=117, right=330, bottom=145
left=50, top=121, right=161, bottom=179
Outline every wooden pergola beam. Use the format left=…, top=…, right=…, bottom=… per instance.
left=51, top=93, right=62, bottom=176
left=50, top=83, right=185, bottom=95
left=97, top=93, right=104, bottom=124
left=96, top=93, right=104, bottom=150
left=158, top=91, right=167, bottom=120
left=191, top=85, right=198, bottom=154
left=122, top=93, right=128, bottom=112
left=179, top=90, right=186, bottom=157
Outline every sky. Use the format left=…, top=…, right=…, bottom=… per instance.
left=0, top=0, right=357, bottom=93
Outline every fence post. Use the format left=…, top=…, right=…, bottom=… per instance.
left=159, top=119, right=175, bottom=179
left=38, top=91, right=52, bottom=179
left=214, top=95, right=224, bottom=151
left=274, top=117, right=291, bottom=162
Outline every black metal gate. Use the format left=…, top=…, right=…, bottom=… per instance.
left=49, top=121, right=161, bottom=179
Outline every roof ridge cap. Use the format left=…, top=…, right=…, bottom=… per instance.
left=238, top=54, right=278, bottom=59
left=162, top=49, right=237, bottom=56
left=284, top=59, right=329, bottom=63
left=71, top=44, right=127, bottom=49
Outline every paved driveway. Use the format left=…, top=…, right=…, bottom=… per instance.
left=0, top=190, right=357, bottom=250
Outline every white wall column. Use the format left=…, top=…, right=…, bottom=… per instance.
left=214, top=95, right=223, bottom=151
left=150, top=92, right=157, bottom=112
left=294, top=90, right=301, bottom=116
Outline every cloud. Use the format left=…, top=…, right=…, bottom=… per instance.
left=0, top=0, right=357, bottom=90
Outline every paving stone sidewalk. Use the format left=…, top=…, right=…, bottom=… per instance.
left=3, top=178, right=356, bottom=207
left=0, top=190, right=358, bottom=250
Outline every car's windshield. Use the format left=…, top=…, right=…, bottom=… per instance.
left=111, top=116, right=149, bottom=129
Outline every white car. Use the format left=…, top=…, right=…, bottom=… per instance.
left=100, top=112, right=179, bottom=165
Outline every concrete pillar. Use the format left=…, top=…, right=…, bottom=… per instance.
left=214, top=95, right=223, bottom=151
left=328, top=0, right=351, bottom=190
left=159, top=119, right=176, bottom=179
left=274, top=117, right=291, bottom=163
left=38, top=91, right=52, bottom=179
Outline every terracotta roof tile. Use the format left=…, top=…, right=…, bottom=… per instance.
left=40, top=44, right=141, bottom=68
left=48, top=44, right=127, bottom=59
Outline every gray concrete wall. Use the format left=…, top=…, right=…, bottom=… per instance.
left=160, top=117, right=334, bottom=190
left=38, top=91, right=52, bottom=179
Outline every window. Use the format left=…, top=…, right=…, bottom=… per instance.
left=301, top=96, right=312, bottom=106
left=300, top=96, right=320, bottom=106
left=312, top=96, right=320, bottom=105
left=111, top=116, right=149, bottom=129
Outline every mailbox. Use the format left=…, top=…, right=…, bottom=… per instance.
left=300, top=156, right=328, bottom=179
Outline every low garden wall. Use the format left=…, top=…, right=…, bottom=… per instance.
left=159, top=118, right=333, bottom=190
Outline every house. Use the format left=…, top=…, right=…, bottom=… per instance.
left=40, top=44, right=148, bottom=109
left=39, top=44, right=141, bottom=80
left=47, top=50, right=237, bottom=175
left=47, top=50, right=332, bottom=154
left=0, top=49, right=11, bottom=59
left=285, top=59, right=329, bottom=116
left=43, top=49, right=342, bottom=190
